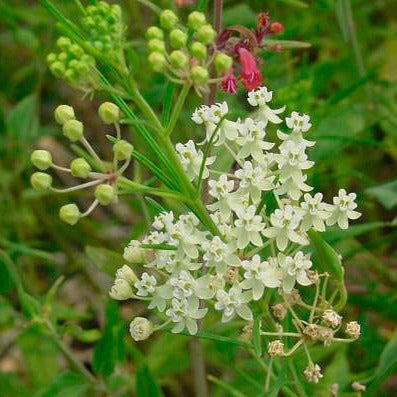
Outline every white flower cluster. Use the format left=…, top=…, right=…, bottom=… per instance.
left=110, top=86, right=361, bottom=338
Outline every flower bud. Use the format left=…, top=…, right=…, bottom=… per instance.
left=50, top=61, right=66, bottom=78
left=59, top=203, right=81, bottom=225
left=214, top=53, right=233, bottom=73
left=169, top=50, right=188, bottom=69
left=56, top=36, right=71, bottom=50
left=31, top=150, right=52, bottom=170
left=70, top=158, right=91, bottom=179
left=147, top=39, right=166, bottom=53
left=54, top=105, right=75, bottom=125
left=109, top=278, right=133, bottom=300
left=62, top=119, right=84, bottom=142
left=160, top=9, right=178, bottom=30
left=113, top=139, right=133, bottom=161
left=345, top=321, right=360, bottom=339
left=170, top=29, right=187, bottom=49
left=146, top=26, right=164, bottom=40
left=191, top=65, right=208, bottom=83
left=129, top=317, right=154, bottom=341
left=189, top=42, right=207, bottom=60
left=116, top=265, right=138, bottom=284
left=69, top=44, right=84, bottom=58
left=269, top=22, right=283, bottom=33
left=187, top=11, right=206, bottom=30
left=46, top=53, right=57, bottom=64
left=31, top=172, right=52, bottom=191
left=64, top=69, right=77, bottom=84
left=197, top=24, right=217, bottom=44
left=95, top=184, right=116, bottom=205
left=148, top=52, right=166, bottom=72
left=98, top=102, right=121, bottom=124
left=124, top=240, right=146, bottom=263
left=267, top=340, right=284, bottom=357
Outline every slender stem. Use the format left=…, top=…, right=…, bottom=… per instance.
left=265, top=357, right=273, bottom=392
left=165, top=85, right=191, bottom=136
left=51, top=164, right=71, bottom=173
left=81, top=199, right=99, bottom=217
left=309, top=280, right=320, bottom=323
left=50, top=178, right=104, bottom=193
left=283, top=340, right=303, bottom=357
left=289, top=359, right=308, bottom=397
left=261, top=332, right=301, bottom=337
left=80, top=137, right=105, bottom=170
left=190, top=337, right=209, bottom=397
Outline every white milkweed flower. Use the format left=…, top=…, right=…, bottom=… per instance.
left=166, top=297, right=207, bottom=335
left=167, top=270, right=213, bottom=300
left=297, top=193, right=331, bottom=232
left=268, top=340, right=284, bottom=357
left=143, top=230, right=167, bottom=245
left=240, top=255, right=281, bottom=300
left=202, top=236, right=240, bottom=275
left=176, top=140, right=215, bottom=181
left=115, top=265, right=138, bottom=285
left=286, top=111, right=312, bottom=133
left=304, top=363, right=323, bottom=383
left=109, top=278, right=134, bottom=300
left=129, top=317, right=154, bottom=341
left=134, top=272, right=157, bottom=296
left=152, top=211, right=174, bottom=230
left=345, top=321, right=361, bottom=339
left=207, top=174, right=236, bottom=219
left=210, top=211, right=233, bottom=236
left=123, top=240, right=146, bottom=263
left=275, top=174, right=313, bottom=201
left=236, top=118, right=274, bottom=161
left=234, top=161, right=274, bottom=204
left=322, top=309, right=342, bottom=328
left=326, top=189, right=361, bottom=229
left=278, top=251, right=312, bottom=293
left=191, top=102, right=228, bottom=124
left=205, top=119, right=240, bottom=146
left=234, top=205, right=265, bottom=249
left=263, top=205, right=308, bottom=251
left=247, top=86, right=285, bottom=124
left=214, top=285, right=253, bottom=322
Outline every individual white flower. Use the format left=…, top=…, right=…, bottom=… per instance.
left=286, top=111, right=312, bottom=133
left=345, top=321, right=361, bottom=339
left=109, top=278, right=133, bottom=300
left=214, top=285, right=253, bottom=322
left=115, top=265, right=138, bottom=285
left=148, top=284, right=173, bottom=312
left=148, top=249, right=200, bottom=274
left=278, top=251, right=312, bottom=293
left=205, top=119, right=240, bottom=146
left=240, top=255, right=281, bottom=300
left=236, top=118, right=274, bottom=161
left=326, top=189, right=361, bottom=229
left=256, top=151, right=275, bottom=170
left=263, top=205, right=308, bottom=251
left=202, top=236, right=240, bottom=275
left=129, top=317, right=154, bottom=341
left=207, top=174, right=235, bottom=219
left=275, top=174, right=313, bottom=201
left=167, top=270, right=213, bottom=300
left=234, top=161, right=274, bottom=204
left=143, top=231, right=168, bottom=245
left=247, top=86, right=285, bottom=124
left=234, top=205, right=265, bottom=249
left=152, top=211, right=174, bottom=230
left=166, top=297, right=207, bottom=335
left=322, top=309, right=342, bottom=328
left=210, top=211, right=233, bottom=236
left=297, top=193, right=331, bottom=232
left=176, top=140, right=215, bottom=182
left=123, top=240, right=146, bottom=263
left=191, top=102, right=228, bottom=124
left=134, top=272, right=157, bottom=296
left=304, top=363, right=323, bottom=383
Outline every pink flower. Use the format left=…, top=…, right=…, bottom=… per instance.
left=238, top=47, right=262, bottom=91
left=220, top=68, right=237, bottom=94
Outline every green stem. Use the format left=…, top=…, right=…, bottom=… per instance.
left=165, top=85, right=191, bottom=136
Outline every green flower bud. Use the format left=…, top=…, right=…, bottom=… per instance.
left=98, top=102, right=121, bottom=124
left=54, top=105, right=75, bottom=125
left=46, top=52, right=57, bottom=64
left=129, top=317, right=154, bottom=341
left=197, top=24, right=217, bottom=44
left=70, top=158, right=91, bottom=179
left=189, top=42, right=207, bottom=60
left=113, top=139, right=133, bottom=161
left=187, top=11, right=207, bottom=30
left=31, top=172, right=52, bottom=191
left=62, top=119, right=84, bottom=142
left=59, top=203, right=81, bottom=225
left=58, top=52, right=68, bottom=62
left=64, top=69, right=77, bottom=84
left=56, top=36, right=72, bottom=50
left=214, top=53, right=233, bottom=73
left=95, top=184, right=115, bottom=205
left=31, top=150, right=52, bottom=170
left=169, top=50, right=188, bottom=69
left=146, top=26, right=164, bottom=40
left=75, top=61, right=90, bottom=75
left=148, top=52, right=166, bottom=72
left=191, top=65, right=209, bottom=83
left=70, top=44, right=84, bottom=59
left=147, top=39, right=166, bottom=53
left=170, top=29, right=187, bottom=49
left=160, top=9, right=178, bottom=30
left=50, top=61, right=66, bottom=78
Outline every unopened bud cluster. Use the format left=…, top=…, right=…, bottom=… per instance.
left=146, top=9, right=232, bottom=90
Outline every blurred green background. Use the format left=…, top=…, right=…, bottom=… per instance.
left=1, top=0, right=397, bottom=396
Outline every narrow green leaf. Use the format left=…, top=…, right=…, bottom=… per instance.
left=208, top=375, right=248, bottom=397
left=136, top=363, right=164, bottom=397
left=253, top=314, right=262, bottom=357
left=85, top=246, right=124, bottom=276
left=261, top=39, right=311, bottom=49
left=161, top=82, right=175, bottom=126
left=374, top=328, right=397, bottom=380
left=39, top=371, right=88, bottom=397
left=366, top=179, right=397, bottom=210
left=145, top=197, right=166, bottom=214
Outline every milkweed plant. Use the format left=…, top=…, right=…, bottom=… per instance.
left=31, top=1, right=366, bottom=395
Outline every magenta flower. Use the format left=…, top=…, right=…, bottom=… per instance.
left=238, top=48, right=262, bottom=91
left=220, top=67, right=237, bottom=94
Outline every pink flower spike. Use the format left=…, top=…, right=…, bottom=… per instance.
left=220, top=68, right=237, bottom=94
left=238, top=47, right=262, bottom=91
